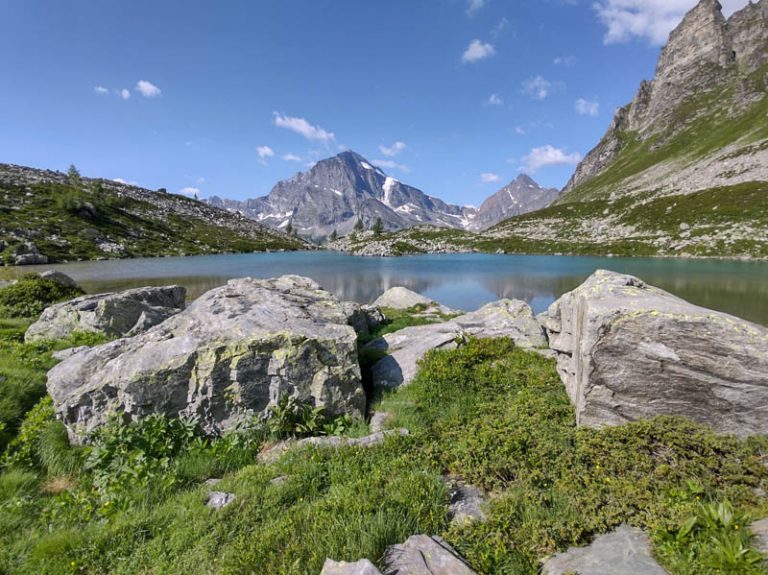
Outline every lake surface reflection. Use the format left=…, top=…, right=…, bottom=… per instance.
left=14, top=252, right=768, bottom=326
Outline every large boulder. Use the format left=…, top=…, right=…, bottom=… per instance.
left=538, top=270, right=768, bottom=437
left=367, top=299, right=549, bottom=389
left=13, top=242, right=48, bottom=265
left=542, top=525, right=667, bottom=575
left=46, top=276, right=366, bottom=443
left=39, top=270, right=79, bottom=289
left=373, top=287, right=437, bottom=310
left=381, top=535, right=477, bottom=574
left=25, top=285, right=186, bottom=342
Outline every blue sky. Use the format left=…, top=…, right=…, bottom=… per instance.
left=0, top=0, right=750, bottom=205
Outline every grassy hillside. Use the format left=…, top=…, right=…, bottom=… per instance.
left=0, top=167, right=306, bottom=264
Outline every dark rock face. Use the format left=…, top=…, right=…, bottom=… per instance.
left=467, top=175, right=559, bottom=231
left=539, top=270, right=768, bottom=437
left=564, top=0, right=768, bottom=195
left=46, top=276, right=366, bottom=443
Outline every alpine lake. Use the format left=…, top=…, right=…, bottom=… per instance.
left=11, top=251, right=768, bottom=326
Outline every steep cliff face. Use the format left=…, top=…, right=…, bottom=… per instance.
left=478, top=0, right=768, bottom=259
left=563, top=0, right=768, bottom=197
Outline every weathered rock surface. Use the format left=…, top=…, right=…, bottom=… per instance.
left=539, top=270, right=768, bottom=437
left=751, top=518, right=768, bottom=556
left=321, top=559, right=382, bottom=575
left=47, top=276, right=366, bottom=443
left=369, top=411, right=393, bottom=433
left=40, top=270, right=79, bottom=288
left=444, top=476, right=487, bottom=525
left=25, top=285, right=186, bottom=343
left=258, top=429, right=409, bottom=464
left=542, top=525, right=667, bottom=575
left=381, top=535, right=477, bottom=574
left=368, top=299, right=549, bottom=388
left=13, top=242, right=48, bottom=265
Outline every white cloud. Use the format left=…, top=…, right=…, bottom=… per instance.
left=135, top=80, right=162, bottom=98
left=480, top=172, right=501, bottom=183
left=521, top=76, right=552, bottom=100
left=282, top=153, right=302, bottom=162
left=379, top=141, right=407, bottom=157
left=273, top=112, right=335, bottom=142
left=515, top=126, right=527, bottom=135
left=575, top=98, right=600, bottom=116
left=593, top=0, right=750, bottom=45
left=487, top=93, right=504, bottom=106
left=94, top=86, right=109, bottom=95
left=466, top=0, right=487, bottom=16
left=112, top=177, right=139, bottom=185
left=372, top=159, right=411, bottom=173
left=179, top=187, right=201, bottom=197
left=553, top=55, right=576, bottom=66
left=519, top=145, right=582, bottom=174
left=461, top=39, right=496, bottom=63
left=491, top=17, right=510, bottom=37
left=119, top=89, right=131, bottom=100
left=257, top=145, right=275, bottom=159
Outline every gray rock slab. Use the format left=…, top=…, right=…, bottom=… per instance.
left=321, top=559, right=382, bottom=575
left=368, top=299, right=550, bottom=389
left=751, top=518, right=768, bottom=556
left=258, top=429, right=409, bottom=464
left=25, top=285, right=186, bottom=343
left=382, top=535, right=477, bottom=574
left=47, top=276, right=365, bottom=443
left=539, top=269, right=768, bottom=437
left=542, top=525, right=667, bottom=575
left=373, top=287, right=452, bottom=314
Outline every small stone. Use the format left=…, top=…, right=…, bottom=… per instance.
left=444, top=476, right=487, bottom=525
left=204, top=478, right=222, bottom=486
left=206, top=491, right=236, bottom=509
left=320, top=558, right=382, bottom=575
left=269, top=475, right=288, bottom=486
left=369, top=412, right=392, bottom=433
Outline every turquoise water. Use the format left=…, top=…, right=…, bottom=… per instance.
left=16, top=252, right=768, bottom=326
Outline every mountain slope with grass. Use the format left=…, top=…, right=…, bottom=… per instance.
left=476, top=0, right=768, bottom=258
left=0, top=163, right=307, bottom=265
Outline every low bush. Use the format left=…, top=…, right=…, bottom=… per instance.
left=0, top=275, right=83, bottom=318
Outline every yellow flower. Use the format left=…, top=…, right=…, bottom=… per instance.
left=734, top=524, right=740, bottom=530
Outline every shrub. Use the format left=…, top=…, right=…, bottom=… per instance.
left=0, top=275, right=83, bottom=318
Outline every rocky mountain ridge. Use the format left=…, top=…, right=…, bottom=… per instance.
left=563, top=0, right=768, bottom=197
left=0, top=162, right=306, bottom=264
left=208, top=151, right=555, bottom=239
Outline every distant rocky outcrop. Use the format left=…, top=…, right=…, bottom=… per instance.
left=367, top=298, right=549, bottom=389
left=47, top=276, right=366, bottom=443
left=25, top=285, right=186, bottom=342
left=467, top=175, right=559, bottom=231
left=538, top=269, right=768, bottom=437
